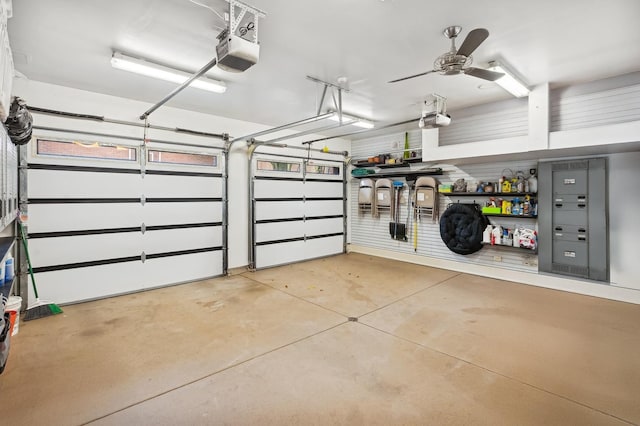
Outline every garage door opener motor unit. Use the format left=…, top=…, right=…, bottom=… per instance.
left=215, top=0, right=266, bottom=73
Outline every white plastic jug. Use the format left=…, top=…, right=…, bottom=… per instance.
left=528, top=174, right=538, bottom=193
left=491, top=225, right=503, bottom=245
left=482, top=225, right=493, bottom=244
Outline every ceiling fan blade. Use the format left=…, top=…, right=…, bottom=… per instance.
left=464, top=67, right=504, bottom=81
left=456, top=28, right=489, bottom=57
left=388, top=70, right=436, bottom=83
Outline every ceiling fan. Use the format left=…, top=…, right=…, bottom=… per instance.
left=389, top=26, right=504, bottom=83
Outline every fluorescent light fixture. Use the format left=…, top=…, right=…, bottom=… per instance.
left=110, top=52, right=226, bottom=93
left=487, top=61, right=530, bottom=98
left=328, top=111, right=375, bottom=129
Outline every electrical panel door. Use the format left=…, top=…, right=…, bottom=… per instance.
left=538, top=158, right=608, bottom=282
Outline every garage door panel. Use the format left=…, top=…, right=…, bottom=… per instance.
left=27, top=137, right=226, bottom=304
left=304, top=200, right=343, bottom=216
left=27, top=203, right=143, bottom=233
left=143, top=175, right=223, bottom=198
left=143, top=201, right=222, bottom=225
left=144, top=251, right=223, bottom=288
left=252, top=153, right=344, bottom=269
left=31, top=261, right=145, bottom=305
left=28, top=169, right=143, bottom=198
left=143, top=227, right=222, bottom=253
left=256, top=221, right=304, bottom=243
left=304, top=181, right=343, bottom=198
left=305, top=218, right=344, bottom=237
left=306, top=235, right=344, bottom=259
left=254, top=180, right=304, bottom=198
left=256, top=241, right=306, bottom=269
left=255, top=201, right=304, bottom=220
left=28, top=233, right=143, bottom=268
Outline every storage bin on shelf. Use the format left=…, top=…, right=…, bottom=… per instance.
left=438, top=184, right=452, bottom=193
left=481, top=207, right=501, bottom=214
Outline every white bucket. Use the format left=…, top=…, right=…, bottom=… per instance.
left=5, top=296, right=21, bottom=336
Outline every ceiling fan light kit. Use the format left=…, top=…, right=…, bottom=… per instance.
left=110, top=52, right=227, bottom=93
left=487, top=61, right=530, bottom=98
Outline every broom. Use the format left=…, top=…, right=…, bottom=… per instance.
left=18, top=220, right=63, bottom=321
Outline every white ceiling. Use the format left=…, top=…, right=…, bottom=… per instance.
left=8, top=0, right=640, bottom=133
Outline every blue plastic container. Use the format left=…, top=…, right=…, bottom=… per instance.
left=4, top=258, right=13, bottom=282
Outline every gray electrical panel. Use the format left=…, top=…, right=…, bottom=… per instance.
left=538, top=158, right=608, bottom=282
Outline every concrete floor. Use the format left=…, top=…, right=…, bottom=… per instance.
left=1, top=253, right=639, bottom=425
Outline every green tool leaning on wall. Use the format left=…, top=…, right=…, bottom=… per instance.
left=18, top=220, right=63, bottom=321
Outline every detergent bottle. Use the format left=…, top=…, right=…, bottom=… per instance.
left=491, top=225, right=503, bottom=245
left=513, top=228, right=521, bottom=247
left=483, top=224, right=493, bottom=244
left=502, top=179, right=511, bottom=193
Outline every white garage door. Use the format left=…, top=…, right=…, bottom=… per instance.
left=25, top=136, right=225, bottom=304
left=250, top=152, right=345, bottom=269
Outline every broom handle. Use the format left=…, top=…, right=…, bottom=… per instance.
left=18, top=221, right=39, bottom=299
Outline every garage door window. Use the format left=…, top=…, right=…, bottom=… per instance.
left=257, top=160, right=301, bottom=172
left=147, top=150, right=217, bottom=167
left=306, top=164, right=340, bottom=175
left=37, top=139, right=137, bottom=161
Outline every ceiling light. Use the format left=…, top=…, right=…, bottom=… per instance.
left=328, top=111, right=375, bottom=129
left=110, top=52, right=226, bottom=93
left=487, top=61, right=530, bottom=98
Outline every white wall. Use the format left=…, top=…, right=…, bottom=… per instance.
left=350, top=133, right=640, bottom=303
left=608, top=151, right=640, bottom=289
left=12, top=78, right=350, bottom=269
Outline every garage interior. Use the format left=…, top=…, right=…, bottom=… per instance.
left=1, top=0, right=640, bottom=424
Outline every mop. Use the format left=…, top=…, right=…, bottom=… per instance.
left=18, top=220, right=63, bottom=321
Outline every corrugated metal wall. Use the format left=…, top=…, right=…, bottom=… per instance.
left=350, top=130, right=538, bottom=273
left=439, top=98, right=529, bottom=146
left=550, top=82, right=640, bottom=131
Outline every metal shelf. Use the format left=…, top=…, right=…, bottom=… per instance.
left=0, top=237, right=16, bottom=311
left=482, top=242, right=537, bottom=253
left=0, top=277, right=15, bottom=310
left=0, top=237, right=14, bottom=261
left=484, top=214, right=538, bottom=219
left=444, top=192, right=537, bottom=197
left=350, top=167, right=443, bottom=180
left=352, top=157, right=424, bottom=168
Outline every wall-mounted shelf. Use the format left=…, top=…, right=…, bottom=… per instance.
left=1, top=277, right=15, bottom=310
left=482, top=242, right=537, bottom=253
left=0, top=237, right=15, bottom=261
left=351, top=157, right=424, bottom=168
left=443, top=192, right=537, bottom=197
left=351, top=167, right=443, bottom=180
left=484, top=214, right=538, bottom=219
left=0, top=237, right=16, bottom=312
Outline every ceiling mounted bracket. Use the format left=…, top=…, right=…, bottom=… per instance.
left=305, top=75, right=351, bottom=93
left=223, top=0, right=266, bottom=44
left=139, top=0, right=266, bottom=120
left=317, top=84, right=329, bottom=116
left=306, top=75, right=352, bottom=124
